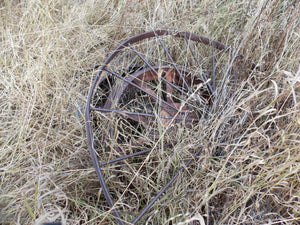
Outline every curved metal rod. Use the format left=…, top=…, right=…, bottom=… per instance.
left=85, top=119, right=125, bottom=225
left=89, top=29, right=228, bottom=101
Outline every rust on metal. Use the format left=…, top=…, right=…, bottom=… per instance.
left=85, top=29, right=228, bottom=224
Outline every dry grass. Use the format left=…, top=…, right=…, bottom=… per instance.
left=0, top=0, right=299, bottom=224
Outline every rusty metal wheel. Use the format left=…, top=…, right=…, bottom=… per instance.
left=85, top=29, right=229, bottom=224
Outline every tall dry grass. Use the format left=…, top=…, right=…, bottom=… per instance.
left=0, top=0, right=299, bottom=224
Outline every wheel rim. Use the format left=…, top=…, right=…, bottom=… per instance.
left=85, top=29, right=229, bottom=224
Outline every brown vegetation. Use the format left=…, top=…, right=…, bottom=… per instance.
left=0, top=0, right=299, bottom=224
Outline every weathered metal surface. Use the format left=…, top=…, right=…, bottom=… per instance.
left=85, top=29, right=228, bottom=224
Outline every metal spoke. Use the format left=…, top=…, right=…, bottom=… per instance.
left=155, top=33, right=193, bottom=94
left=99, top=144, right=172, bottom=167
left=128, top=43, right=187, bottom=96
left=132, top=147, right=203, bottom=224
left=184, top=34, right=214, bottom=94
left=212, top=43, right=216, bottom=91
left=128, top=43, right=210, bottom=111
left=104, top=67, right=180, bottom=112
left=91, top=107, right=199, bottom=122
